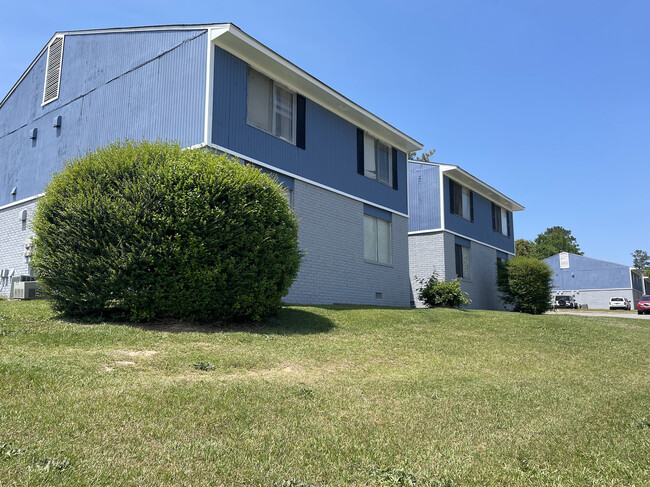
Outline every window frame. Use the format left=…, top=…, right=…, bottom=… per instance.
left=363, top=133, right=393, bottom=187
left=246, top=67, right=297, bottom=145
left=491, top=203, right=512, bottom=237
left=455, top=243, right=470, bottom=279
left=364, top=214, right=392, bottom=265
left=449, top=180, right=473, bottom=222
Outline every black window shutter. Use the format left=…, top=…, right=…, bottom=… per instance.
left=491, top=203, right=497, bottom=231
left=391, top=148, right=398, bottom=190
left=357, top=128, right=364, bottom=175
left=470, top=191, right=474, bottom=222
left=449, top=179, right=455, bottom=214
left=296, top=94, right=306, bottom=149
left=455, top=244, right=463, bottom=278
left=507, top=211, right=512, bottom=237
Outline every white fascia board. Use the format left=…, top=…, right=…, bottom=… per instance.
left=0, top=193, right=44, bottom=211
left=408, top=228, right=515, bottom=256
left=210, top=24, right=422, bottom=154
left=209, top=143, right=408, bottom=218
left=411, top=160, right=524, bottom=212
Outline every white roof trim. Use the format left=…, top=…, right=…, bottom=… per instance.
left=210, top=24, right=422, bottom=153
left=0, top=193, right=44, bottom=211
left=410, top=160, right=524, bottom=212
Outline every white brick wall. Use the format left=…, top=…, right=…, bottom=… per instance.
left=0, top=198, right=39, bottom=297
left=408, top=232, right=446, bottom=307
left=285, top=179, right=411, bottom=307
left=409, top=230, right=506, bottom=310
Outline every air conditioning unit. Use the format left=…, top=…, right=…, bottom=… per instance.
left=10, top=275, right=39, bottom=300
left=12, top=280, right=43, bottom=300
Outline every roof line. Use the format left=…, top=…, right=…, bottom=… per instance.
left=408, top=159, right=524, bottom=211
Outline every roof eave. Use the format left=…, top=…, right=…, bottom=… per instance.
left=210, top=24, right=422, bottom=153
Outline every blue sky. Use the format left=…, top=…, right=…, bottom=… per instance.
left=1, top=0, right=648, bottom=265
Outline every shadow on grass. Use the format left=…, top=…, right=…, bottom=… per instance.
left=56, top=306, right=335, bottom=336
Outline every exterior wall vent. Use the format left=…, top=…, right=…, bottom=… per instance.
left=42, top=36, right=64, bottom=105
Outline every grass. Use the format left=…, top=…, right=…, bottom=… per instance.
left=0, top=301, right=649, bottom=486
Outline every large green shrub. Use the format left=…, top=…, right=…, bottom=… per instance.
left=417, top=273, right=470, bottom=308
left=32, top=140, right=301, bottom=322
left=496, top=257, right=553, bottom=314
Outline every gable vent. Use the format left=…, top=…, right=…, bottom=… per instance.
left=42, top=36, right=64, bottom=105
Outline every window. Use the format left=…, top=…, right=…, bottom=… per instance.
left=363, top=133, right=392, bottom=185
left=449, top=180, right=473, bottom=221
left=364, top=214, right=391, bottom=264
left=247, top=68, right=297, bottom=144
left=455, top=243, right=470, bottom=279
left=491, top=203, right=511, bottom=237
left=357, top=130, right=398, bottom=189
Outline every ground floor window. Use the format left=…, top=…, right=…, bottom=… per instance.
left=364, top=214, right=391, bottom=264
left=455, top=243, right=470, bottom=279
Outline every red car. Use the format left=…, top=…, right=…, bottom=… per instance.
left=637, top=295, right=650, bottom=315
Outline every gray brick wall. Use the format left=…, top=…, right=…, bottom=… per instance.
left=285, top=179, right=411, bottom=307
left=409, top=230, right=506, bottom=310
left=0, top=198, right=39, bottom=297
left=408, top=232, right=446, bottom=307
left=1, top=185, right=413, bottom=307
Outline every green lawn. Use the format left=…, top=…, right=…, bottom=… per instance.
left=0, top=301, right=648, bottom=486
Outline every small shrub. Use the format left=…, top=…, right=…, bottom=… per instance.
left=497, top=257, right=553, bottom=314
left=31, top=140, right=301, bottom=322
left=417, top=273, right=470, bottom=308
left=193, top=361, right=216, bottom=371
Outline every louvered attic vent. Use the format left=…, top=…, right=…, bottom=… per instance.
left=42, top=36, right=64, bottom=105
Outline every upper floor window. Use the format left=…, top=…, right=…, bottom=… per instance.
left=492, top=203, right=511, bottom=237
left=364, top=133, right=392, bottom=186
left=449, top=180, right=473, bottom=221
left=247, top=68, right=297, bottom=144
left=357, top=130, right=398, bottom=189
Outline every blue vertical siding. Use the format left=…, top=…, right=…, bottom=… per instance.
left=0, top=30, right=207, bottom=205
left=211, top=46, right=408, bottom=214
left=408, top=162, right=441, bottom=231
left=443, top=175, right=515, bottom=253
left=545, top=253, right=633, bottom=290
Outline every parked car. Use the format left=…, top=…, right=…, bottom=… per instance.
left=554, top=294, right=579, bottom=309
left=609, top=297, right=630, bottom=310
left=637, top=295, right=650, bottom=315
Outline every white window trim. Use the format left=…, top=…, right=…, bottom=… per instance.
left=246, top=67, right=297, bottom=145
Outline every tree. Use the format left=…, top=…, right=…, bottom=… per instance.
left=532, top=226, right=583, bottom=260
left=408, top=148, right=436, bottom=162
left=515, top=239, right=535, bottom=257
left=32, top=140, right=301, bottom=322
left=632, top=250, right=650, bottom=270
left=497, top=257, right=553, bottom=314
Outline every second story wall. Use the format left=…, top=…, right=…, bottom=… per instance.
left=211, top=46, right=408, bottom=215
left=408, top=163, right=441, bottom=231
left=0, top=29, right=207, bottom=206
left=443, top=175, right=515, bottom=253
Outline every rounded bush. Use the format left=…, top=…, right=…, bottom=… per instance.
left=496, top=257, right=553, bottom=314
left=417, top=272, right=470, bottom=308
left=32, top=140, right=301, bottom=322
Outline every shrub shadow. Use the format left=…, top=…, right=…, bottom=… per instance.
left=56, top=307, right=334, bottom=336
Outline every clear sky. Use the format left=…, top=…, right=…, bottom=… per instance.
left=1, top=0, right=648, bottom=266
